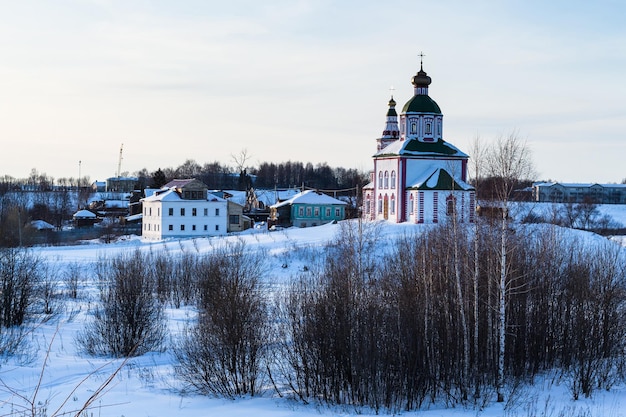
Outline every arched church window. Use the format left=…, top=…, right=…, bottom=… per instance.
left=446, top=195, right=456, bottom=216
left=409, top=194, right=414, bottom=214
left=377, top=195, right=383, bottom=213
left=425, top=122, right=432, bottom=135
left=384, top=171, right=389, bottom=189
left=410, top=121, right=417, bottom=134
left=390, top=194, right=395, bottom=215
left=391, top=171, right=396, bottom=189
left=378, top=171, right=383, bottom=188
left=365, top=195, right=370, bottom=214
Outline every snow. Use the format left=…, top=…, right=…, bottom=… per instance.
left=30, top=220, right=54, bottom=230
left=4, top=210, right=626, bottom=417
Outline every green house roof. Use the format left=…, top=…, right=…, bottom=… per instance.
left=403, top=138, right=458, bottom=155
left=375, top=138, right=468, bottom=158
left=402, top=95, right=441, bottom=114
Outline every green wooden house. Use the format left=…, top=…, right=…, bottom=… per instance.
left=269, top=190, right=347, bottom=228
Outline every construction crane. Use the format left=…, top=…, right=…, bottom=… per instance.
left=116, top=143, right=124, bottom=179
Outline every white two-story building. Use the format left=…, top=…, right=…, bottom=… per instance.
left=141, top=179, right=228, bottom=240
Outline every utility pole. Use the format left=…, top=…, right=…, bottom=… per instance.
left=115, top=143, right=123, bottom=192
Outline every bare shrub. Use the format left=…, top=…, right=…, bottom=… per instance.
left=77, top=250, right=166, bottom=357
left=63, top=262, right=82, bottom=299
left=0, top=247, right=42, bottom=328
left=174, top=241, right=269, bottom=398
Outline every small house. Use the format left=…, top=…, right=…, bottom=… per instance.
left=269, top=190, right=347, bottom=228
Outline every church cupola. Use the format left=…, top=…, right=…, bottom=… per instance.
left=411, top=64, right=432, bottom=96
left=401, top=53, right=443, bottom=143
left=377, top=95, right=400, bottom=151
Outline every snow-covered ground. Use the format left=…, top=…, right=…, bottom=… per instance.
left=3, top=204, right=626, bottom=417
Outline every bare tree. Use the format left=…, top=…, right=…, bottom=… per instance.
left=484, top=131, right=535, bottom=402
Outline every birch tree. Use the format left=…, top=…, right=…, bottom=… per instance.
left=485, top=131, right=535, bottom=402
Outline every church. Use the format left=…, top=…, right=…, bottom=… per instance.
left=362, top=60, right=475, bottom=224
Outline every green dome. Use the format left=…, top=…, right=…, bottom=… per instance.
left=402, top=95, right=441, bottom=114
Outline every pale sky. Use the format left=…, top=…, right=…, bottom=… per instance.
left=1, top=0, right=625, bottom=183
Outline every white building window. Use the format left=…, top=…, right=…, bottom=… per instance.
left=378, top=171, right=383, bottom=188
left=384, top=171, right=389, bottom=189
left=391, top=171, right=396, bottom=189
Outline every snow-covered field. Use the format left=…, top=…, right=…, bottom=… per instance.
left=3, top=203, right=626, bottom=417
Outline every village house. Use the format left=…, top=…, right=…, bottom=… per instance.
left=269, top=190, right=347, bottom=228
left=141, top=179, right=227, bottom=240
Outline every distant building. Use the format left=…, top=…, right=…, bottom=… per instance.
left=362, top=61, right=475, bottom=224
left=226, top=200, right=252, bottom=232
left=533, top=182, right=626, bottom=204
left=106, top=176, right=138, bottom=193
left=141, top=179, right=227, bottom=240
left=269, top=190, right=347, bottom=228
left=73, top=209, right=99, bottom=227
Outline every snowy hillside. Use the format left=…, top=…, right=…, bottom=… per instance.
left=2, top=216, right=626, bottom=417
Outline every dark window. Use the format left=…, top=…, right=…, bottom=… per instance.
left=180, top=224, right=185, bottom=231
left=180, top=208, right=185, bottom=216
left=192, top=208, right=197, bottom=216
left=168, top=207, right=173, bottom=216
left=229, top=215, right=240, bottom=225
left=447, top=197, right=456, bottom=215
left=168, top=224, right=173, bottom=231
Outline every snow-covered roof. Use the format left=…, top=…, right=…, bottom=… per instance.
left=406, top=167, right=474, bottom=191
left=30, top=220, right=55, bottom=230
left=534, top=182, right=626, bottom=189
left=73, top=209, right=97, bottom=218
left=142, top=188, right=226, bottom=203
left=125, top=213, right=143, bottom=222
left=255, top=189, right=300, bottom=206
left=375, top=138, right=468, bottom=159
left=144, top=188, right=159, bottom=198
left=270, top=190, right=348, bottom=208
